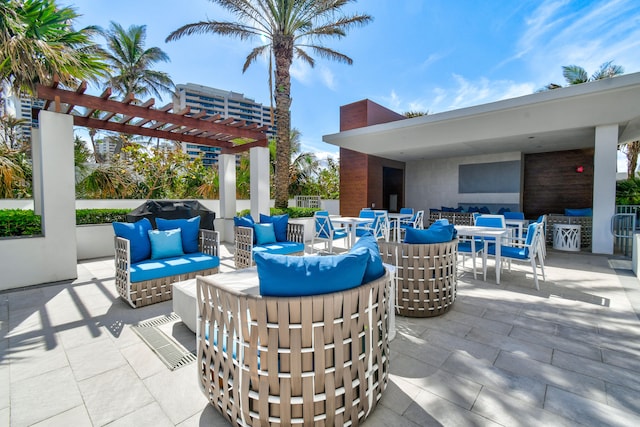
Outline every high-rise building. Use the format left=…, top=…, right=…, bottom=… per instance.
left=1, top=88, right=45, bottom=142
left=173, top=83, right=275, bottom=166
left=95, top=139, right=118, bottom=160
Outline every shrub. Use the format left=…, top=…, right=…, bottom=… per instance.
left=0, top=208, right=132, bottom=237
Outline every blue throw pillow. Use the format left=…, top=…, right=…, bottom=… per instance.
left=260, top=213, right=289, bottom=242
left=254, top=223, right=277, bottom=245
left=350, top=233, right=385, bottom=283
left=148, top=228, right=184, bottom=259
left=498, top=207, right=511, bottom=214
left=565, top=208, right=592, bottom=217
left=254, top=248, right=369, bottom=297
left=156, top=216, right=200, bottom=253
left=479, top=206, right=491, bottom=214
left=112, top=218, right=152, bottom=263
left=404, top=223, right=455, bottom=244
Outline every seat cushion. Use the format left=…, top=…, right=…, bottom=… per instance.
left=252, top=241, right=305, bottom=256
left=458, top=241, right=482, bottom=253
left=157, top=216, right=200, bottom=253
left=113, top=218, right=152, bottom=263
left=130, top=252, right=220, bottom=283
left=487, top=245, right=528, bottom=259
left=259, top=213, right=289, bottom=242
left=254, top=248, right=369, bottom=297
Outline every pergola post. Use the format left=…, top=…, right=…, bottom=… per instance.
left=592, top=124, right=618, bottom=254
left=218, top=153, right=237, bottom=242
left=250, top=146, right=270, bottom=219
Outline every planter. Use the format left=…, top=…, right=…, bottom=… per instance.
left=76, top=223, right=114, bottom=260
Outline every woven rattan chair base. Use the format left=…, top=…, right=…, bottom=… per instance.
left=234, top=223, right=306, bottom=269
left=115, top=229, right=220, bottom=308
left=379, top=239, right=458, bottom=318
left=197, top=268, right=392, bottom=426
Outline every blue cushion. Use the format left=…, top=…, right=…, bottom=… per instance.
left=488, top=245, right=528, bottom=259
left=479, top=206, right=491, bottom=214
left=254, top=248, right=369, bottom=297
left=458, top=241, right=482, bottom=253
left=252, top=241, right=305, bottom=256
left=112, top=218, right=152, bottom=263
left=260, top=213, right=289, bottom=242
left=565, top=208, right=592, bottom=217
left=404, top=223, right=455, bottom=244
left=441, top=206, right=455, bottom=212
left=498, top=207, right=511, bottom=214
left=156, top=216, right=200, bottom=253
left=254, top=223, right=277, bottom=245
left=148, top=229, right=184, bottom=259
left=351, top=233, right=385, bottom=283
left=130, top=252, right=220, bottom=283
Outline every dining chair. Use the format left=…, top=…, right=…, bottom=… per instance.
left=399, top=207, right=414, bottom=215
left=486, top=222, right=545, bottom=290
left=312, top=211, right=348, bottom=253
left=398, top=210, right=425, bottom=240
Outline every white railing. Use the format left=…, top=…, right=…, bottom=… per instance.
left=294, top=195, right=321, bottom=208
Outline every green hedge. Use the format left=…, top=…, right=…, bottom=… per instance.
left=236, top=207, right=319, bottom=218
left=0, top=208, right=132, bottom=237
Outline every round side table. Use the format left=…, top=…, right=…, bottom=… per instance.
left=553, top=224, right=581, bottom=251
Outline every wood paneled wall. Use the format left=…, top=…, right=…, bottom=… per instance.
left=523, top=148, right=594, bottom=219
left=339, top=100, right=407, bottom=216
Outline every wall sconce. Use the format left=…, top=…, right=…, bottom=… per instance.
left=576, top=166, right=584, bottom=173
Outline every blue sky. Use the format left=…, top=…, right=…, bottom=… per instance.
left=69, top=0, right=640, bottom=162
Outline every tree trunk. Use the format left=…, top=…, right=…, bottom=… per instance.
left=626, top=140, right=640, bottom=178
left=273, top=33, right=294, bottom=209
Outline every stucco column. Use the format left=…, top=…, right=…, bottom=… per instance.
left=30, top=127, right=43, bottom=215
left=592, top=124, right=618, bottom=254
left=250, top=146, right=270, bottom=219
left=218, top=153, right=237, bottom=242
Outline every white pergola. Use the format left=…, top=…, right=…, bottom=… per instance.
left=324, top=72, right=640, bottom=255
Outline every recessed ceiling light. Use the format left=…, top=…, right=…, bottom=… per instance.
left=528, top=136, right=535, bottom=139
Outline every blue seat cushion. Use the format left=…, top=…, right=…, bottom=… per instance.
left=458, top=241, right=482, bottom=253
left=252, top=241, right=305, bottom=256
left=113, top=218, right=152, bottom=263
left=488, top=245, right=529, bottom=260
left=254, top=223, right=277, bottom=245
left=254, top=248, right=369, bottom=297
left=350, top=233, right=385, bottom=283
left=565, top=208, right=592, bottom=217
left=259, top=213, right=289, bottom=242
left=333, top=229, right=349, bottom=239
left=129, top=252, right=220, bottom=283
left=157, top=216, right=200, bottom=253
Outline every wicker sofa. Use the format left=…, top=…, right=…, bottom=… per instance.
left=114, top=228, right=220, bottom=308
left=196, top=266, right=392, bottom=426
left=234, top=222, right=305, bottom=269
left=379, top=239, right=458, bottom=317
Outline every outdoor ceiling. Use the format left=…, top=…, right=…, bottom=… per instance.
left=323, top=72, right=640, bottom=163
left=36, top=80, right=269, bottom=154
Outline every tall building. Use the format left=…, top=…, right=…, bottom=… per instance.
left=1, top=88, right=45, bottom=142
left=95, top=139, right=118, bottom=160
left=173, top=83, right=275, bottom=167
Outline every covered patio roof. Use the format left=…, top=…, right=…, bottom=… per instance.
left=323, top=72, right=640, bottom=162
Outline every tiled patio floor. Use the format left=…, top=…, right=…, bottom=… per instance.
left=2, top=243, right=640, bottom=426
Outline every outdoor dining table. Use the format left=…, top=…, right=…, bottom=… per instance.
left=388, top=212, right=413, bottom=242
left=330, top=216, right=373, bottom=248
left=455, top=225, right=510, bottom=285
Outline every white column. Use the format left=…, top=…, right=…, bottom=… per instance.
left=592, top=124, right=618, bottom=254
left=250, top=146, right=270, bottom=219
left=30, top=127, right=43, bottom=215
left=218, top=153, right=237, bottom=242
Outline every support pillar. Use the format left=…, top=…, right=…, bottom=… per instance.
left=250, top=146, right=270, bottom=220
left=218, top=153, right=237, bottom=242
left=592, top=124, right=618, bottom=254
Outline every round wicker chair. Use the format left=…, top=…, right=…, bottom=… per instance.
left=196, top=267, right=392, bottom=426
left=379, top=239, right=458, bottom=318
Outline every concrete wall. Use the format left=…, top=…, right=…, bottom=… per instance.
left=0, top=111, right=77, bottom=290
left=405, top=152, right=522, bottom=214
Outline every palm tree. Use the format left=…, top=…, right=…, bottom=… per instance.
left=166, top=0, right=372, bottom=209
left=541, top=61, right=624, bottom=91
left=0, top=0, right=108, bottom=95
left=100, top=22, right=174, bottom=101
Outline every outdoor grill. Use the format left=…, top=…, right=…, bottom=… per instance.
left=126, top=200, right=215, bottom=230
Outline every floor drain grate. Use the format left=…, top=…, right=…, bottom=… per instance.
left=131, top=314, right=196, bottom=371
